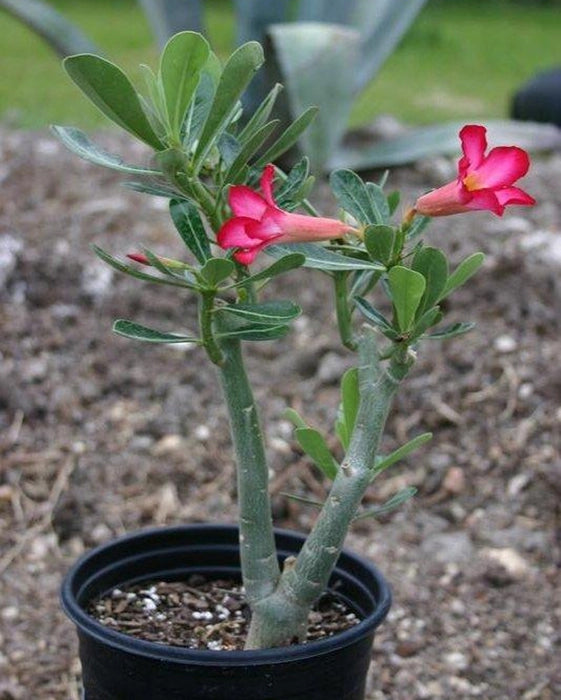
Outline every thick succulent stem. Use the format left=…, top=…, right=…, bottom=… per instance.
left=218, top=338, right=281, bottom=605
left=245, top=328, right=413, bottom=648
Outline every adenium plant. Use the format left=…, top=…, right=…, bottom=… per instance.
left=54, top=32, right=534, bottom=650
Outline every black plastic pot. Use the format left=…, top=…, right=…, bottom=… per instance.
left=61, top=525, right=391, bottom=700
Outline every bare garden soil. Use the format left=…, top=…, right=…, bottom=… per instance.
left=0, top=128, right=560, bottom=699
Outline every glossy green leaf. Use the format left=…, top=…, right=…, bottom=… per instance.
left=267, top=243, right=384, bottom=272
left=159, top=31, right=209, bottom=138
left=283, top=407, right=308, bottom=430
left=354, top=297, right=399, bottom=339
left=169, top=199, right=211, bottom=264
left=51, top=126, right=161, bottom=175
left=233, top=253, right=306, bottom=286
left=412, top=246, right=449, bottom=317
left=366, top=182, right=390, bottom=223
left=441, top=252, right=485, bottom=299
left=388, top=266, right=426, bottom=332
left=295, top=428, right=338, bottom=480
left=200, top=258, right=235, bottom=286
left=364, top=225, right=395, bottom=265
left=255, top=106, right=319, bottom=167
left=238, top=82, right=283, bottom=143
left=427, top=322, right=475, bottom=340
left=63, top=54, right=164, bottom=149
left=219, top=300, right=301, bottom=325
left=411, top=307, right=443, bottom=339
left=93, top=245, right=196, bottom=289
left=113, top=320, right=199, bottom=344
left=224, top=120, right=279, bottom=184
left=123, top=179, right=182, bottom=198
left=330, top=169, right=383, bottom=225
left=371, top=432, right=432, bottom=480
left=354, top=487, right=418, bottom=520
left=280, top=492, right=323, bottom=510
left=275, top=158, right=312, bottom=211
left=194, top=42, right=264, bottom=169
left=216, top=322, right=290, bottom=341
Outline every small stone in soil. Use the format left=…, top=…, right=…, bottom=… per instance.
left=88, top=576, right=359, bottom=651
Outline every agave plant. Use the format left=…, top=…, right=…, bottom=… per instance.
left=2, top=0, right=560, bottom=172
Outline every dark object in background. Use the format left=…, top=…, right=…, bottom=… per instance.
left=512, top=67, right=561, bottom=127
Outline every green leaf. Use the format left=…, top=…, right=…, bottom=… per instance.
left=387, top=190, right=400, bottom=214
left=51, top=126, right=161, bottom=175
left=123, top=179, right=182, bottom=198
left=330, top=169, right=382, bottom=225
left=364, top=225, right=395, bottom=265
left=200, top=258, right=235, bottom=287
left=280, top=492, right=323, bottom=510
left=441, top=252, right=485, bottom=299
left=371, top=432, right=432, bottom=480
left=427, top=322, right=475, bottom=340
left=412, top=246, right=449, bottom=317
left=224, top=120, right=279, bottom=184
left=406, top=214, right=431, bottom=241
left=366, top=182, right=390, bottom=223
left=255, top=106, right=319, bottom=167
left=387, top=266, right=426, bottom=332
left=336, top=367, right=359, bottom=450
left=283, top=407, right=308, bottom=430
left=216, top=322, right=290, bottom=341
left=238, top=82, right=283, bottom=143
left=194, top=42, right=264, bottom=169
left=159, top=31, right=209, bottom=139
left=93, top=245, right=196, bottom=289
left=63, top=54, right=164, bottom=149
left=411, top=307, right=443, bottom=339
left=113, top=320, right=199, bottom=344
left=267, top=243, right=384, bottom=272
left=170, top=199, right=211, bottom=265
left=275, top=158, right=311, bottom=209
left=294, top=428, right=338, bottom=480
left=233, top=253, right=306, bottom=285
left=354, top=487, right=418, bottom=521
left=219, top=300, right=301, bottom=325
left=354, top=297, right=399, bottom=339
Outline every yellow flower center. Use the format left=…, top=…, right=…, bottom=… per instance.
left=462, top=172, right=482, bottom=192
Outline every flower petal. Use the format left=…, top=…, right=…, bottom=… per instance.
left=260, top=164, right=277, bottom=207
left=217, top=217, right=259, bottom=248
left=233, top=248, right=260, bottom=265
left=246, top=209, right=283, bottom=241
left=228, top=185, right=268, bottom=219
left=474, top=146, right=530, bottom=188
left=459, top=124, right=487, bottom=174
left=495, top=186, right=536, bottom=208
left=463, top=188, right=504, bottom=216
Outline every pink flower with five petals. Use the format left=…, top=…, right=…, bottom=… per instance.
left=414, top=125, right=535, bottom=217
left=217, top=164, right=357, bottom=264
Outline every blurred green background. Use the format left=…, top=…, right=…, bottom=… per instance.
left=1, top=0, right=560, bottom=130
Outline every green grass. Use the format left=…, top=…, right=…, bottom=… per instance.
left=351, top=0, right=561, bottom=126
left=0, top=0, right=560, bottom=130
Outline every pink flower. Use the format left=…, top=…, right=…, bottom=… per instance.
left=414, top=125, right=535, bottom=217
left=217, top=164, right=357, bottom=264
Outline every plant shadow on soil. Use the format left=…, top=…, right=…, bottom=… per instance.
left=0, top=129, right=560, bottom=699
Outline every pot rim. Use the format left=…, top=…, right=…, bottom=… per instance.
left=61, top=523, right=392, bottom=665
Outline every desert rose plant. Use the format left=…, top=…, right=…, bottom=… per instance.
left=54, top=32, right=534, bottom=650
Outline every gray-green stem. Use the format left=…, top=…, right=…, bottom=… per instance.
left=218, top=338, right=281, bottom=605
left=245, top=328, right=413, bottom=648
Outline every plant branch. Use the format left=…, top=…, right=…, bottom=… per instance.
left=218, top=338, right=281, bottom=605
